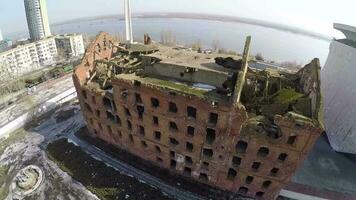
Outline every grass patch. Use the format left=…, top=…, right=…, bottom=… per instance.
left=46, top=138, right=174, bottom=200
left=0, top=165, right=9, bottom=199
left=272, top=88, right=304, bottom=104
left=0, top=129, right=26, bottom=155
left=75, top=127, right=236, bottom=200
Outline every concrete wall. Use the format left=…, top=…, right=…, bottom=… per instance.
left=322, top=40, right=356, bottom=154
left=144, top=63, right=229, bottom=88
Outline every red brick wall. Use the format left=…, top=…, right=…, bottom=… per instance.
left=74, top=33, right=323, bottom=200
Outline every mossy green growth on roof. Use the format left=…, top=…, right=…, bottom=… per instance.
left=271, top=88, right=304, bottom=104
left=127, top=44, right=159, bottom=53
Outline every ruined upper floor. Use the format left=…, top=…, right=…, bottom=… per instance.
left=74, top=32, right=323, bottom=131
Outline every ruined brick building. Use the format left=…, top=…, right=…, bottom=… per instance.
left=73, top=32, right=323, bottom=199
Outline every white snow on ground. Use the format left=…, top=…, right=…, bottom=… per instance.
left=0, top=101, right=99, bottom=200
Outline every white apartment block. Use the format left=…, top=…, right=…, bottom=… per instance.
left=24, top=0, right=51, bottom=41
left=36, top=37, right=57, bottom=66
left=0, top=43, right=40, bottom=81
left=0, top=37, right=58, bottom=82
left=55, top=34, right=85, bottom=58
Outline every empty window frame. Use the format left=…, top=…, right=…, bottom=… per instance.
left=135, top=93, right=142, bottom=104
left=202, top=162, right=209, bottom=170
left=187, top=126, right=195, bottom=137
left=139, top=126, right=145, bottom=136
left=129, top=134, right=134, bottom=143
left=155, top=146, right=162, bottom=153
left=124, top=107, right=131, bottom=117
left=232, top=156, right=242, bottom=167
left=206, top=128, right=216, bottom=144
left=277, top=153, right=288, bottom=162
left=245, top=176, right=254, bottom=184
left=153, top=116, right=159, bottom=125
left=169, top=121, right=178, bottom=131
left=141, top=141, right=148, bottom=148
left=154, top=131, right=161, bottom=141
left=255, top=192, right=265, bottom=198
left=203, top=148, right=213, bottom=158
left=151, top=97, right=160, bottom=108
left=227, top=168, right=237, bottom=180
left=251, top=162, right=261, bottom=171
left=137, top=105, right=144, bottom=119
left=170, top=138, right=179, bottom=146
left=82, top=90, right=87, bottom=99
left=183, top=167, right=191, bottom=176
left=238, top=187, right=248, bottom=195
left=186, top=142, right=194, bottom=152
left=257, top=147, right=269, bottom=157
left=287, top=135, right=297, bottom=145
left=156, top=157, right=163, bottom=163
left=170, top=159, right=177, bottom=169
left=116, top=115, right=122, bottom=126
left=187, top=106, right=197, bottom=119
left=262, top=180, right=272, bottom=189
left=103, top=97, right=112, bottom=111
left=208, top=113, right=218, bottom=125
left=270, top=168, right=279, bottom=176
left=107, top=111, right=115, bottom=122
left=127, top=120, right=132, bottom=130
left=199, top=173, right=208, bottom=182
left=185, top=156, right=193, bottom=165
left=236, top=141, right=248, bottom=153
left=169, top=102, right=178, bottom=113
left=85, top=103, right=92, bottom=113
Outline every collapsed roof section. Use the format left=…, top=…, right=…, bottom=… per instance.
left=76, top=32, right=322, bottom=128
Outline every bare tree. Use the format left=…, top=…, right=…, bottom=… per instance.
left=191, top=40, right=202, bottom=51
left=160, top=30, right=176, bottom=46
left=212, top=40, right=220, bottom=52
left=255, top=53, right=264, bottom=61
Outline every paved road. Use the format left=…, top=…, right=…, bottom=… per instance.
left=0, top=75, right=74, bottom=127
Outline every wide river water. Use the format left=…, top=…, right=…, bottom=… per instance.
left=52, top=18, right=331, bottom=66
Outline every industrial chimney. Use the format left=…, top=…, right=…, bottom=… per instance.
left=124, top=0, right=133, bottom=44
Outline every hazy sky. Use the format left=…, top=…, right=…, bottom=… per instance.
left=0, top=0, right=355, bottom=38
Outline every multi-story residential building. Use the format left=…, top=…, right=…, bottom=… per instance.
left=74, top=32, right=323, bottom=200
left=55, top=34, right=85, bottom=58
left=0, top=33, right=84, bottom=82
left=0, top=43, right=40, bottom=81
left=322, top=23, right=356, bottom=154
left=24, top=0, right=51, bottom=41
left=35, top=37, right=57, bottom=66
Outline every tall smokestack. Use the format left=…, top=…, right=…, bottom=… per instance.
left=124, top=0, right=133, bottom=44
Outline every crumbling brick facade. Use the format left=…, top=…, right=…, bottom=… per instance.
left=73, top=32, right=323, bottom=200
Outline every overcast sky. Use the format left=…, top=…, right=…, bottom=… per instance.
left=0, top=0, right=355, bottom=38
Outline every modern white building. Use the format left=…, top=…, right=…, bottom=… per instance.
left=24, top=0, right=51, bottom=41
left=322, top=23, right=356, bottom=154
left=55, top=34, right=85, bottom=58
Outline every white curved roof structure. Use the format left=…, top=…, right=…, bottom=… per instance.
left=334, top=23, right=356, bottom=42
